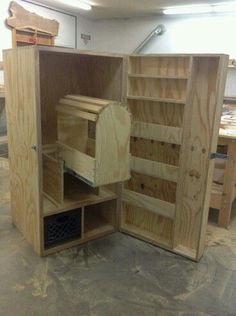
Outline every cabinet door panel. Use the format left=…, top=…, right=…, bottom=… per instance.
left=121, top=54, right=228, bottom=261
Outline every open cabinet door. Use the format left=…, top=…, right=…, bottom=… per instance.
left=3, top=47, right=42, bottom=255
left=120, top=54, right=229, bottom=261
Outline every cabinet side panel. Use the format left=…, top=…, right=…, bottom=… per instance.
left=3, top=47, right=42, bottom=255
left=197, top=55, right=229, bottom=259
left=173, top=56, right=229, bottom=259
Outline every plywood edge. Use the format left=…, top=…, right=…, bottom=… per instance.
left=66, top=94, right=110, bottom=106
left=60, top=97, right=104, bottom=114
left=122, top=189, right=175, bottom=219
left=56, top=104, right=97, bottom=122
left=174, top=245, right=198, bottom=261
left=131, top=121, right=183, bottom=145
left=131, top=156, right=179, bottom=182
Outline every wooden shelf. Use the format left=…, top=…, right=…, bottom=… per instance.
left=0, top=91, right=5, bottom=99
left=128, top=73, right=189, bottom=79
left=127, top=95, right=186, bottom=104
left=121, top=223, right=172, bottom=248
left=43, top=187, right=117, bottom=217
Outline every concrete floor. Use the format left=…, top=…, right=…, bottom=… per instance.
left=0, top=158, right=236, bottom=316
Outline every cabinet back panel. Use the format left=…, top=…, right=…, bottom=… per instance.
left=130, top=137, right=180, bottom=166
left=122, top=203, right=173, bottom=248
left=128, top=100, right=184, bottom=127
left=129, top=56, right=190, bottom=77
left=39, top=52, right=123, bottom=145
left=125, top=172, right=177, bottom=204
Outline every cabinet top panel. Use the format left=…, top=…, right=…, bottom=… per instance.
left=3, top=46, right=125, bottom=59
left=3, top=46, right=229, bottom=60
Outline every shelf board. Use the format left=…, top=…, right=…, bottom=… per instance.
left=43, top=187, right=117, bottom=217
left=0, top=91, right=5, bottom=98
left=128, top=73, right=189, bottom=80
left=127, top=95, right=186, bottom=104
left=84, top=223, right=115, bottom=239
left=121, top=223, right=172, bottom=248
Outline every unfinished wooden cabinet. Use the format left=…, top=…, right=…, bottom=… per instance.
left=4, top=47, right=228, bottom=261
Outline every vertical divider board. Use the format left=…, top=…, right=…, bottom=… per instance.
left=121, top=54, right=229, bottom=261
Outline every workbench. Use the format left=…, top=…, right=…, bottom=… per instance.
left=211, top=122, right=236, bottom=228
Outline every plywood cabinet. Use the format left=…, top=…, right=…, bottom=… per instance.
left=4, top=47, right=228, bottom=261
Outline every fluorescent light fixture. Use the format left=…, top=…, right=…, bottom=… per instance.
left=213, top=3, right=236, bottom=12
left=56, top=0, right=92, bottom=10
left=163, top=5, right=212, bottom=15
left=163, top=2, right=236, bottom=15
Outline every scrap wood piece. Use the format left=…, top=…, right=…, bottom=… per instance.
left=6, top=1, right=59, bottom=36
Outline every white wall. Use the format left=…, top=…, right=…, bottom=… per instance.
left=77, top=14, right=93, bottom=51
left=92, top=13, right=236, bottom=96
left=92, top=13, right=236, bottom=57
left=0, top=0, right=93, bottom=84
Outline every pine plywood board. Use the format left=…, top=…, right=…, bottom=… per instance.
left=122, top=189, right=175, bottom=219
left=128, top=56, right=190, bottom=77
left=95, top=105, right=131, bottom=186
left=128, top=99, right=184, bottom=127
left=121, top=203, right=173, bottom=248
left=174, top=56, right=229, bottom=260
left=122, top=54, right=229, bottom=261
left=128, top=77, right=187, bottom=101
left=132, top=121, right=183, bottom=145
left=3, top=47, right=42, bottom=255
left=126, top=171, right=177, bottom=204
left=130, top=137, right=180, bottom=166
left=43, top=154, right=64, bottom=205
left=131, top=156, right=179, bottom=182
left=59, top=143, right=96, bottom=184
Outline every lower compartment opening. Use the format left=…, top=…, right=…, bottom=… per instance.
left=84, top=200, right=117, bottom=238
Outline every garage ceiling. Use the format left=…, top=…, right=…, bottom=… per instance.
left=35, top=0, right=236, bottom=19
